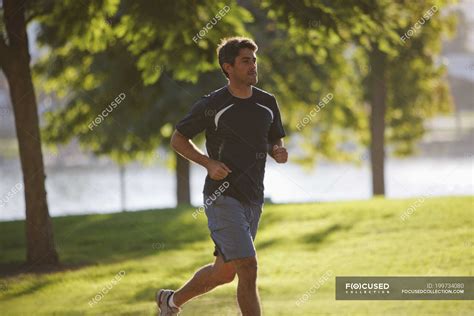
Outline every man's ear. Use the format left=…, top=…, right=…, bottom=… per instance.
left=223, top=62, right=233, bottom=76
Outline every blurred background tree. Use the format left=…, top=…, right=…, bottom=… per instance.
left=263, top=0, right=456, bottom=195
left=35, top=0, right=252, bottom=205
left=37, top=0, right=457, bottom=201
left=38, top=0, right=367, bottom=205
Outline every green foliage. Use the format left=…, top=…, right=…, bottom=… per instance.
left=262, top=0, right=456, bottom=160
left=255, top=0, right=371, bottom=165
left=33, top=0, right=456, bottom=166
left=34, top=0, right=252, bottom=163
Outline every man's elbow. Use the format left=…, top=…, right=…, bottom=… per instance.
left=170, top=130, right=179, bottom=151
left=170, top=130, right=187, bottom=151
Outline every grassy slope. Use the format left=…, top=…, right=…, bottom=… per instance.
left=0, top=196, right=473, bottom=315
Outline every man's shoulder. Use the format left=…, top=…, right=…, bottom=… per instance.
left=191, top=86, right=231, bottom=112
left=202, top=86, right=229, bottom=103
left=253, top=86, right=276, bottom=104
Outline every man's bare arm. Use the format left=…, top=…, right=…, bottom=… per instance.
left=170, top=130, right=232, bottom=180
left=170, top=130, right=210, bottom=167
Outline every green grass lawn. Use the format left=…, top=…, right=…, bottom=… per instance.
left=0, top=196, right=473, bottom=315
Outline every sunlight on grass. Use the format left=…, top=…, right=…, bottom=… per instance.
left=0, top=196, right=473, bottom=315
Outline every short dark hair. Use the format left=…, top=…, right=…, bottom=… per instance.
left=217, top=37, right=258, bottom=78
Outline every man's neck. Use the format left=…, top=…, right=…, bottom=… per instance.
left=227, top=82, right=253, bottom=99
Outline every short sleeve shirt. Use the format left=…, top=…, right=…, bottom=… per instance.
left=175, top=85, right=286, bottom=205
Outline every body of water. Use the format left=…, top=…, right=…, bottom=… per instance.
left=0, top=156, right=472, bottom=221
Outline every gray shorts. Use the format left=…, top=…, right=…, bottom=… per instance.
left=204, top=195, right=263, bottom=262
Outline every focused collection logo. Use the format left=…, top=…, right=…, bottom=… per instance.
left=337, top=276, right=473, bottom=300
left=345, top=282, right=390, bottom=294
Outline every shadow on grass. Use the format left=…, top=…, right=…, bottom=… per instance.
left=130, top=285, right=186, bottom=304
left=0, top=205, right=210, bottom=277
left=256, top=238, right=281, bottom=251
left=302, top=223, right=352, bottom=246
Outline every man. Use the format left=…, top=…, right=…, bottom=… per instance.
left=157, top=37, right=288, bottom=316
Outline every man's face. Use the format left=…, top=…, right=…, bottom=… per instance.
left=226, top=48, right=257, bottom=85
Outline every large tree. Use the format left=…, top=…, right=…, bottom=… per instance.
left=34, top=0, right=252, bottom=205
left=262, top=0, right=455, bottom=195
left=36, top=0, right=370, bottom=207
left=0, top=0, right=58, bottom=265
left=33, top=0, right=456, bottom=214
left=37, top=0, right=366, bottom=206
left=356, top=0, right=455, bottom=195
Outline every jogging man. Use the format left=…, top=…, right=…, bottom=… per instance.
left=157, top=37, right=288, bottom=316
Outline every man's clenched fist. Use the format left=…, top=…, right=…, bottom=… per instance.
left=206, top=159, right=232, bottom=180
left=272, top=145, right=288, bottom=163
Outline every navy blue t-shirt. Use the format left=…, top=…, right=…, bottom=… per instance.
left=175, top=85, right=286, bottom=205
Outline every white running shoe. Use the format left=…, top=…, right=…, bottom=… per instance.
left=156, top=289, right=181, bottom=316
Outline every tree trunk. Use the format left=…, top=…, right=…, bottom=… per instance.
left=369, top=46, right=387, bottom=196
left=119, top=164, right=126, bottom=212
left=1, top=0, right=59, bottom=265
left=175, top=152, right=191, bottom=205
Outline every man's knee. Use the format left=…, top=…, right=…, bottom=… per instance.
left=213, top=263, right=236, bottom=285
left=216, top=271, right=236, bottom=285
left=232, top=256, right=258, bottom=281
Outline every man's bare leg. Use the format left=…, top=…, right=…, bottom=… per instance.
left=232, top=256, right=261, bottom=316
left=172, top=254, right=236, bottom=307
